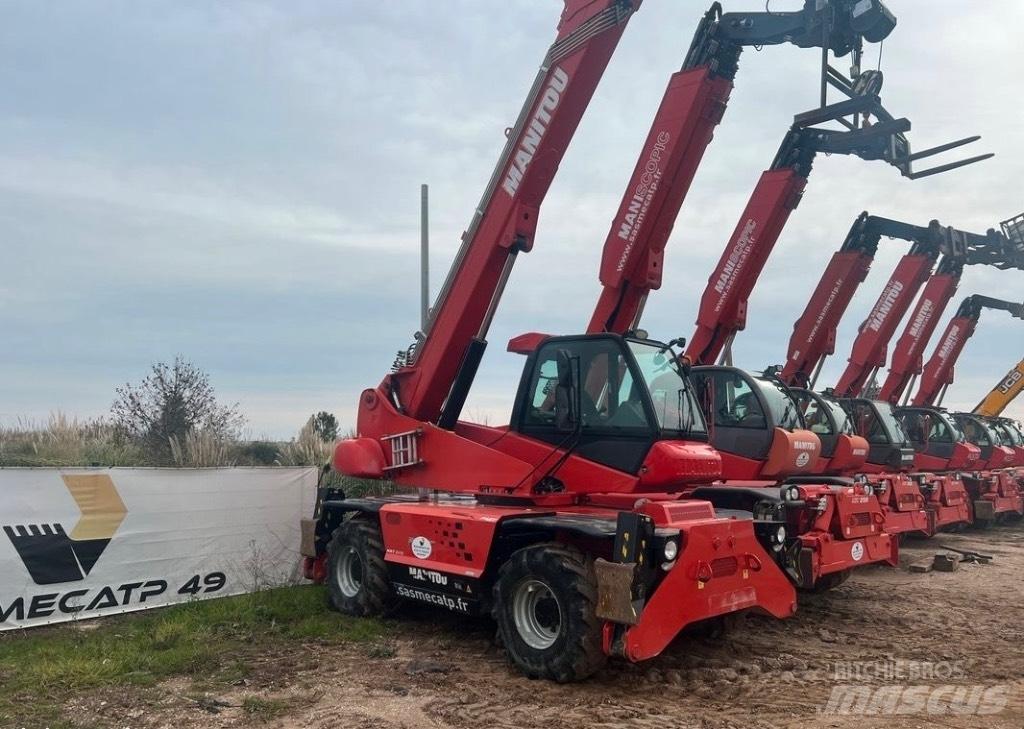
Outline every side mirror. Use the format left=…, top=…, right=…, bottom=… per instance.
left=554, top=350, right=577, bottom=433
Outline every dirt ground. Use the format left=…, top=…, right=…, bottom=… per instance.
left=68, top=527, right=1024, bottom=729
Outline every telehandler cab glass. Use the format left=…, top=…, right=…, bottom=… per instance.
left=627, top=340, right=706, bottom=435
left=1000, top=420, right=1024, bottom=446
left=954, top=414, right=994, bottom=450
left=793, top=389, right=854, bottom=459
left=516, top=335, right=708, bottom=472
left=896, top=407, right=958, bottom=460
left=841, top=399, right=915, bottom=469
left=845, top=400, right=908, bottom=445
left=690, top=368, right=804, bottom=461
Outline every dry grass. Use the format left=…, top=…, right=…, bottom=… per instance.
left=0, top=413, right=146, bottom=467
left=169, top=429, right=237, bottom=467
left=274, top=416, right=334, bottom=467
left=0, top=412, right=342, bottom=469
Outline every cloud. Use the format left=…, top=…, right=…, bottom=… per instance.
left=1, top=1, right=1022, bottom=436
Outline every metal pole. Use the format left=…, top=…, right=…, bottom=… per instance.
left=420, top=183, right=430, bottom=331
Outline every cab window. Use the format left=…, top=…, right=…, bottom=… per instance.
left=956, top=416, right=992, bottom=447
left=796, top=392, right=833, bottom=436
left=847, top=402, right=889, bottom=444
left=523, top=340, right=652, bottom=433
left=693, top=372, right=767, bottom=430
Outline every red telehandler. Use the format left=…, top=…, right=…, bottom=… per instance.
left=907, top=295, right=1024, bottom=523
left=302, top=0, right=808, bottom=683
left=819, top=295, right=1024, bottom=531
left=780, top=214, right=1022, bottom=394
left=582, top=2, right=987, bottom=586
left=671, top=79, right=989, bottom=569
left=780, top=214, right=1021, bottom=533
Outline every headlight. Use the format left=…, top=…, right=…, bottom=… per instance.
left=663, top=539, right=679, bottom=562
left=784, top=485, right=801, bottom=502
left=775, top=526, right=787, bottom=543
left=863, top=483, right=874, bottom=497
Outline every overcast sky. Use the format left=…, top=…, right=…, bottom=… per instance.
left=2, top=1, right=1022, bottom=438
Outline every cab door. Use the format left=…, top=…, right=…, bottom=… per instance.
left=690, top=368, right=772, bottom=460
left=512, top=337, right=657, bottom=474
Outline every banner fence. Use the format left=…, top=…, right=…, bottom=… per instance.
left=0, top=467, right=316, bottom=630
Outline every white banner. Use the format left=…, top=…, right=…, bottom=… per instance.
left=0, top=467, right=317, bottom=630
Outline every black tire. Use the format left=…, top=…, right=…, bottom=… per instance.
left=492, top=543, right=606, bottom=682
left=802, top=569, right=850, bottom=594
left=325, top=516, right=397, bottom=616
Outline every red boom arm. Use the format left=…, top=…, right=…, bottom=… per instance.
left=686, top=165, right=806, bottom=364
left=913, top=295, right=1024, bottom=406
left=588, top=67, right=732, bottom=334
left=877, top=264, right=961, bottom=403
left=832, top=251, right=935, bottom=397
left=391, top=0, right=639, bottom=425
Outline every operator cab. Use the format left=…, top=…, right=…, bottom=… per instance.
left=985, top=418, right=1024, bottom=467
left=952, top=413, right=1007, bottom=468
left=511, top=333, right=709, bottom=474
left=790, top=388, right=868, bottom=473
left=689, top=367, right=821, bottom=478
left=834, top=397, right=916, bottom=471
left=894, top=406, right=979, bottom=470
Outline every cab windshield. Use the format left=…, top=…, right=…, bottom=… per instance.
left=898, top=409, right=956, bottom=444
left=1001, top=420, right=1024, bottom=446
left=825, top=399, right=856, bottom=435
left=797, top=391, right=855, bottom=436
left=752, top=377, right=802, bottom=431
left=847, top=400, right=909, bottom=445
left=627, top=341, right=707, bottom=435
left=954, top=415, right=993, bottom=447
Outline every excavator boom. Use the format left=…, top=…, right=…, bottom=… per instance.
left=974, top=358, right=1024, bottom=417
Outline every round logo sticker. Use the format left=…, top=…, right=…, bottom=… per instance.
left=411, top=536, right=432, bottom=559
left=795, top=452, right=811, bottom=468
left=851, top=541, right=865, bottom=562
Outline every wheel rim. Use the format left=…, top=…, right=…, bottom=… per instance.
left=336, top=546, right=363, bottom=598
left=511, top=578, right=562, bottom=650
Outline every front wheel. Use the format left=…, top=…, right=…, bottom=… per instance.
left=801, top=569, right=850, bottom=594
left=325, top=516, right=397, bottom=616
left=493, top=544, right=606, bottom=682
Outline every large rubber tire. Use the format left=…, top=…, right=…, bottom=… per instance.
left=325, top=516, right=397, bottom=616
left=802, top=569, right=850, bottom=594
left=492, top=543, right=606, bottom=682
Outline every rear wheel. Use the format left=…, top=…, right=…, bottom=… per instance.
left=493, top=544, right=605, bottom=682
left=802, top=569, right=850, bottom=594
left=326, top=516, right=396, bottom=616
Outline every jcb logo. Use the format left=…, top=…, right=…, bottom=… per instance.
left=3, top=475, right=127, bottom=585
left=998, top=370, right=1022, bottom=394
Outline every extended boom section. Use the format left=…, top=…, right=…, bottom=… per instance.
left=394, top=0, right=639, bottom=427
left=686, top=95, right=991, bottom=368
left=590, top=0, right=897, bottom=335
left=913, top=295, right=1024, bottom=408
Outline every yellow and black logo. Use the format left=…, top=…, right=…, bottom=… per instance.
left=3, top=475, right=127, bottom=585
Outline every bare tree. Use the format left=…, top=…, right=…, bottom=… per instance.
left=111, top=357, right=244, bottom=461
